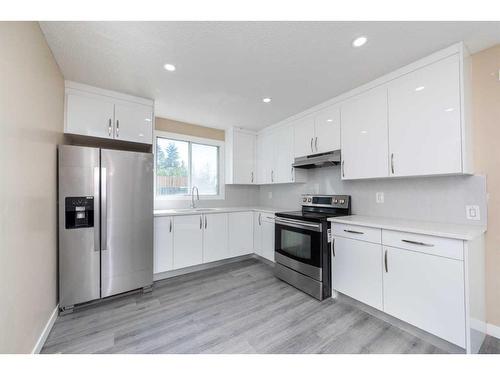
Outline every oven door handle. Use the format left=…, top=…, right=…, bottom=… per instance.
left=275, top=217, right=322, bottom=232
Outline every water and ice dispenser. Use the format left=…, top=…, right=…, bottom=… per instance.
left=65, top=196, right=94, bottom=229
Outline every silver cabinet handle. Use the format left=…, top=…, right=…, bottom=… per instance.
left=258, top=212, right=262, bottom=226
left=384, top=249, right=388, bottom=273
left=271, top=170, right=274, bottom=183
left=205, top=215, right=207, bottom=229
left=401, top=239, right=434, bottom=247
left=331, top=238, right=335, bottom=257
left=101, top=167, right=107, bottom=251
left=93, top=167, right=100, bottom=252
left=108, top=118, right=112, bottom=136
left=344, top=229, right=364, bottom=235
left=341, top=160, right=345, bottom=178
left=199, top=215, right=202, bottom=229
left=391, top=153, right=395, bottom=174
left=315, top=137, right=318, bottom=152
left=169, top=218, right=172, bottom=232
left=310, top=138, right=314, bottom=153
left=251, top=171, right=254, bottom=183
left=116, top=120, right=120, bottom=138
left=291, top=166, right=294, bottom=182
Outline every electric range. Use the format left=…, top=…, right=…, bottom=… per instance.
left=274, top=194, right=351, bottom=300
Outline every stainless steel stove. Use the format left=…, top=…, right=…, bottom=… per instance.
left=274, top=194, right=351, bottom=300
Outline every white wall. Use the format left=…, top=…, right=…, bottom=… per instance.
left=259, top=166, right=487, bottom=226
left=0, top=22, right=64, bottom=353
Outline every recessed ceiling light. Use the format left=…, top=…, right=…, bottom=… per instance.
left=327, top=119, right=333, bottom=122
left=163, top=63, right=176, bottom=72
left=445, top=107, right=455, bottom=112
left=262, top=97, right=272, bottom=103
left=415, top=86, right=425, bottom=92
left=144, top=118, right=152, bottom=122
left=352, top=36, right=368, bottom=48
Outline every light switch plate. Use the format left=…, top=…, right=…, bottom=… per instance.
left=466, top=205, right=480, bottom=221
left=376, top=192, right=384, bottom=203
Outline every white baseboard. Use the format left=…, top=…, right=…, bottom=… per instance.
left=487, top=323, right=500, bottom=340
left=32, top=305, right=58, bottom=354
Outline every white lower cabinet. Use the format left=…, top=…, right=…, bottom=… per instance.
left=172, top=215, right=203, bottom=269
left=203, top=213, right=229, bottom=263
left=383, top=245, right=466, bottom=347
left=332, top=236, right=383, bottom=310
left=253, top=212, right=263, bottom=256
left=154, top=216, right=174, bottom=273
left=261, top=215, right=275, bottom=262
left=228, top=212, right=254, bottom=256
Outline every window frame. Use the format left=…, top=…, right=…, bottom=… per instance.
left=153, top=130, right=225, bottom=202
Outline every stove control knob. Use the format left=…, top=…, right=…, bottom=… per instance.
left=302, top=198, right=307, bottom=202
left=339, top=199, right=345, bottom=204
left=307, top=198, right=312, bottom=203
left=333, top=199, right=338, bottom=204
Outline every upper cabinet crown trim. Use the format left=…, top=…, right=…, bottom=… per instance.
left=261, top=42, right=467, bottom=135
left=65, top=80, right=154, bottom=107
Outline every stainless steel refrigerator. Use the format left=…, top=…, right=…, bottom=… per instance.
left=58, top=145, right=153, bottom=312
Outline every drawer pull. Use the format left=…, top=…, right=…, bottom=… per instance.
left=401, top=239, right=434, bottom=247
left=384, top=250, right=388, bottom=273
left=344, top=229, right=364, bottom=235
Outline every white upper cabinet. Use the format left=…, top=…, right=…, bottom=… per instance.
left=225, top=128, right=256, bottom=184
left=65, top=92, right=115, bottom=139
left=293, top=115, right=315, bottom=157
left=340, top=86, right=389, bottom=180
left=314, top=105, right=341, bottom=154
left=388, top=55, right=462, bottom=177
left=114, top=101, right=153, bottom=145
left=274, top=126, right=295, bottom=183
left=64, top=81, right=154, bottom=145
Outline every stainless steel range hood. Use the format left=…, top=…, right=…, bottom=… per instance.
left=292, top=150, right=341, bottom=169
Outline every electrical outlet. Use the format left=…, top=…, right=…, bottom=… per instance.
left=466, top=205, right=480, bottom=221
left=268, top=191, right=272, bottom=199
left=376, top=192, right=384, bottom=204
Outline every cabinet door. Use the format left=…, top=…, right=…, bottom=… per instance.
left=228, top=212, right=254, bottom=257
left=65, top=93, right=115, bottom=139
left=388, top=55, right=462, bottom=177
left=253, top=212, right=263, bottom=256
left=340, top=87, right=389, bottom=180
left=114, top=101, right=153, bottom=144
left=293, top=115, right=315, bottom=157
left=154, top=216, right=174, bottom=273
left=257, top=133, right=274, bottom=184
left=274, top=127, right=295, bottom=183
left=383, top=246, right=466, bottom=347
left=314, top=105, right=341, bottom=153
left=261, top=217, right=275, bottom=262
left=332, top=237, right=383, bottom=310
left=203, top=213, right=229, bottom=263
left=233, top=131, right=256, bottom=184
left=173, top=215, right=203, bottom=269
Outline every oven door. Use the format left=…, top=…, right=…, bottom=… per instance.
left=274, top=217, right=322, bottom=275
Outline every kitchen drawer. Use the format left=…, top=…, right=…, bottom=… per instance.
left=382, top=230, right=464, bottom=260
left=332, top=223, right=381, bottom=244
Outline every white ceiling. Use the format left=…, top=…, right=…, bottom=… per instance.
left=40, top=21, right=500, bottom=130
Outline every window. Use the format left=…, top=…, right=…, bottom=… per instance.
left=154, top=131, right=224, bottom=200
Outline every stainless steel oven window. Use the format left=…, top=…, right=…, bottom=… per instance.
left=281, top=229, right=312, bottom=261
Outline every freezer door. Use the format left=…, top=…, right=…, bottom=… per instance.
left=101, top=149, right=153, bottom=297
left=58, top=145, right=100, bottom=308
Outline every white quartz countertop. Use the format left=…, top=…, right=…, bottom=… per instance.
left=154, top=206, right=291, bottom=217
left=328, top=215, right=486, bottom=241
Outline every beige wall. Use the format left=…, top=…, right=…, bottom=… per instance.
left=472, top=44, right=500, bottom=327
left=155, top=117, right=225, bottom=141
left=0, top=22, right=64, bottom=353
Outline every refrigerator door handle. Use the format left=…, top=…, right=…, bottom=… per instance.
left=101, top=167, right=107, bottom=251
left=93, top=167, right=100, bottom=252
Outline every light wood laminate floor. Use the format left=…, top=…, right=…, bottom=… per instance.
left=42, top=258, right=499, bottom=354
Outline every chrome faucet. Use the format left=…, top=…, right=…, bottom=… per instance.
left=190, top=186, right=199, bottom=208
